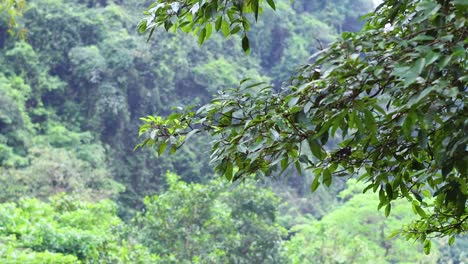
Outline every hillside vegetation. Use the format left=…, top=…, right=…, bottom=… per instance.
left=0, top=0, right=466, bottom=262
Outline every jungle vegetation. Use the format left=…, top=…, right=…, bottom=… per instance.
left=0, top=0, right=466, bottom=262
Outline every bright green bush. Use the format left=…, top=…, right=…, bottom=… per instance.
left=0, top=195, right=159, bottom=263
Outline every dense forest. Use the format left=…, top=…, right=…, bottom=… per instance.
left=0, top=0, right=466, bottom=263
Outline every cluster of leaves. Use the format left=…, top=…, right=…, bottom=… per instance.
left=137, top=0, right=467, bottom=245
left=138, top=0, right=278, bottom=52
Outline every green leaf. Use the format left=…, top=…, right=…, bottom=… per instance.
left=412, top=202, right=427, bottom=218
left=170, top=145, right=177, bottom=154
left=363, top=110, right=377, bottom=134
left=242, top=17, right=251, bottom=32
left=438, top=55, right=452, bottom=69
left=423, top=240, right=431, bottom=255
left=147, top=27, right=156, bottom=42
left=138, top=21, right=147, bottom=34
left=288, top=96, right=300, bottom=108
left=221, top=19, right=230, bottom=37
left=266, top=0, right=276, bottom=10
left=242, top=34, right=250, bottom=53
left=198, top=27, right=207, bottom=45
left=237, top=143, right=248, bottom=153
left=384, top=203, right=391, bottom=217
left=225, top=162, right=233, bottom=181
left=379, top=188, right=386, bottom=204
left=298, top=154, right=311, bottom=164
left=425, top=50, right=440, bottom=65
left=304, top=101, right=313, bottom=113
left=164, top=20, right=173, bottom=31
left=230, top=25, right=242, bottom=35
left=280, top=156, right=289, bottom=172
left=205, top=23, right=213, bottom=40
left=387, top=229, right=400, bottom=239
left=407, top=85, right=437, bottom=107
left=150, top=129, right=158, bottom=140
left=252, top=0, right=259, bottom=21
left=385, top=183, right=393, bottom=200
left=402, top=111, right=417, bottom=138
left=411, top=35, right=435, bottom=41
left=417, top=130, right=428, bottom=149
left=308, top=139, right=325, bottom=160
left=420, top=190, right=430, bottom=199
left=448, top=236, right=456, bottom=246
left=295, top=160, right=302, bottom=175
left=412, top=58, right=426, bottom=75
left=215, top=16, right=223, bottom=32
left=320, top=131, right=329, bottom=145
left=158, top=142, right=168, bottom=156
left=311, top=174, right=320, bottom=192
left=322, top=168, right=332, bottom=187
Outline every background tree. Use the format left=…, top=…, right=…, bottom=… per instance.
left=284, top=179, right=440, bottom=263
left=134, top=173, right=286, bottom=263
left=0, top=195, right=159, bottom=263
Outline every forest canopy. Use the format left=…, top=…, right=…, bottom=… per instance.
left=137, top=0, right=468, bottom=246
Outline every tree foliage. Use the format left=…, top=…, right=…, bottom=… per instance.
left=1, top=0, right=465, bottom=259
left=0, top=0, right=26, bottom=37
left=284, top=179, right=440, bottom=263
left=134, top=173, right=286, bottom=263
left=0, top=195, right=159, bottom=263
left=138, top=0, right=468, bottom=244
left=0, top=146, right=124, bottom=202
left=138, top=0, right=278, bottom=52
left=3, top=0, right=353, bottom=216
